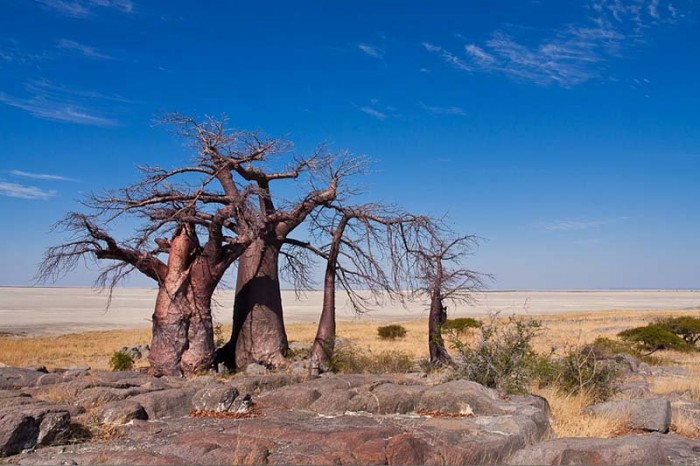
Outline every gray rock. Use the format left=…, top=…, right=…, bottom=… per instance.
left=0, top=407, right=71, bottom=456
left=130, top=388, right=195, bottom=419
left=585, top=397, right=671, bottom=433
left=244, top=363, right=267, bottom=376
left=191, top=385, right=239, bottom=412
left=507, top=433, right=700, bottom=465
left=100, top=400, right=148, bottom=424
left=23, top=366, right=48, bottom=374
left=0, top=368, right=49, bottom=389
left=417, top=379, right=506, bottom=415
left=671, top=400, right=700, bottom=432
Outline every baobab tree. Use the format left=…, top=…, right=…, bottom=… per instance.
left=38, top=115, right=263, bottom=376
left=402, top=230, right=486, bottom=365
left=286, top=203, right=427, bottom=372
left=215, top=153, right=364, bottom=370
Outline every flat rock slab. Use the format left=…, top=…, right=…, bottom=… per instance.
left=5, top=373, right=551, bottom=465
left=507, top=433, right=700, bottom=465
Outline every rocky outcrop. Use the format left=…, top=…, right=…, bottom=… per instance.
left=508, top=433, right=700, bottom=465
left=2, top=365, right=699, bottom=465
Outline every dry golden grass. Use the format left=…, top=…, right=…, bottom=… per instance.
left=3, top=308, right=700, bottom=370
left=671, top=409, right=700, bottom=438
left=4, top=307, right=700, bottom=440
left=0, top=328, right=152, bottom=370
left=532, top=386, right=630, bottom=438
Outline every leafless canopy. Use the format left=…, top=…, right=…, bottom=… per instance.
left=399, top=223, right=488, bottom=305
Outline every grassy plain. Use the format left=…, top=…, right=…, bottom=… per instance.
left=2, top=307, right=700, bottom=438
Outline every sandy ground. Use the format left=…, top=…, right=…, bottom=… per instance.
left=0, top=287, right=699, bottom=336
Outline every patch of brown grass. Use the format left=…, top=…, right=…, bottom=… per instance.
left=671, top=409, right=700, bottom=438
left=532, top=386, right=629, bottom=438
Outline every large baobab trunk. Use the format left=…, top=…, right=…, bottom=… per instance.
left=148, top=225, right=217, bottom=376
left=149, top=286, right=216, bottom=376
left=225, top=238, right=288, bottom=369
left=428, top=293, right=452, bottom=365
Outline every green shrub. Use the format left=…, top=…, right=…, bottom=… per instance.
left=377, top=324, right=407, bottom=340
left=618, top=324, right=691, bottom=354
left=657, top=316, right=700, bottom=346
left=451, top=315, right=542, bottom=394
left=109, top=351, right=134, bottom=371
left=588, top=336, right=637, bottom=359
left=442, top=317, right=481, bottom=336
left=330, top=346, right=414, bottom=374
left=552, top=345, right=620, bottom=403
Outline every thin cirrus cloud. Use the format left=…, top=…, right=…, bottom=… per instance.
left=424, top=0, right=686, bottom=87
left=10, top=170, right=77, bottom=182
left=36, top=0, right=134, bottom=18
left=0, top=181, right=56, bottom=200
left=358, top=43, right=384, bottom=59
left=56, top=39, right=114, bottom=60
left=0, top=79, right=130, bottom=126
left=419, top=101, right=466, bottom=116
left=359, top=106, right=387, bottom=120
left=541, top=217, right=629, bottom=232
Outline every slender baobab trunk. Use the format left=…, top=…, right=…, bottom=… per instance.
left=310, top=216, right=348, bottom=373
left=428, top=292, right=451, bottom=365
left=223, top=238, right=288, bottom=369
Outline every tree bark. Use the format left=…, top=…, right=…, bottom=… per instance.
left=309, top=215, right=348, bottom=374
left=147, top=225, right=219, bottom=376
left=223, top=238, right=288, bottom=369
left=428, top=293, right=452, bottom=366
left=310, top=258, right=337, bottom=373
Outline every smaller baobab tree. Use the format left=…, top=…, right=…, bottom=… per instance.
left=403, top=229, right=485, bottom=366
left=287, top=203, right=427, bottom=373
left=38, top=115, right=261, bottom=376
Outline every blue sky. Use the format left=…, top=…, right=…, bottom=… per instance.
left=0, top=0, right=698, bottom=289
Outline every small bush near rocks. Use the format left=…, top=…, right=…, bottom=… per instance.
left=109, top=350, right=134, bottom=371
left=618, top=324, right=691, bottom=355
left=377, top=324, right=407, bottom=340
left=451, top=315, right=542, bottom=394
left=550, top=345, right=620, bottom=403
left=330, top=346, right=414, bottom=374
left=442, top=318, right=481, bottom=336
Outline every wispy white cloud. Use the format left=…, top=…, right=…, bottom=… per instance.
left=0, top=79, right=128, bottom=126
left=0, top=181, right=56, bottom=200
left=359, top=106, right=387, bottom=120
left=10, top=170, right=76, bottom=182
left=0, top=39, right=51, bottom=64
left=56, top=39, right=114, bottom=60
left=36, top=0, right=134, bottom=18
left=422, top=42, right=471, bottom=72
left=358, top=43, right=384, bottom=59
left=541, top=217, right=628, bottom=231
left=419, top=102, right=466, bottom=116
left=425, top=0, right=687, bottom=87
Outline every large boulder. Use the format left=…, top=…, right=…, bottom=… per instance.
left=507, top=433, right=700, bottom=465
left=584, top=397, right=672, bottom=433
left=0, top=406, right=71, bottom=456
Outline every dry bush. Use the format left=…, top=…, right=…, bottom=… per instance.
left=330, top=345, right=414, bottom=374
left=533, top=386, right=629, bottom=438
left=34, top=385, right=74, bottom=404
left=671, top=410, right=700, bottom=438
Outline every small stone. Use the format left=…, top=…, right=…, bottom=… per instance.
left=245, top=363, right=268, bottom=376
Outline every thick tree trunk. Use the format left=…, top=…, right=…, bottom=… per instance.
left=310, top=264, right=337, bottom=374
left=223, top=238, right=288, bottom=370
left=149, top=281, right=217, bottom=376
left=428, top=294, right=452, bottom=366
left=147, top=225, right=218, bottom=376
